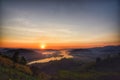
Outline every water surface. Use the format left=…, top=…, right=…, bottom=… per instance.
left=28, top=50, right=73, bottom=65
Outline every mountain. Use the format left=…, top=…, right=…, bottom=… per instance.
left=68, top=45, right=120, bottom=61
left=0, top=45, right=120, bottom=80
left=30, top=53, right=120, bottom=80
left=0, top=48, right=44, bottom=62
left=1, top=45, right=120, bottom=62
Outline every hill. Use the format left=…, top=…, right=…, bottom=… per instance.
left=56, top=53, right=120, bottom=80
left=30, top=53, right=120, bottom=80
left=0, top=53, right=51, bottom=80
left=0, top=48, right=44, bottom=61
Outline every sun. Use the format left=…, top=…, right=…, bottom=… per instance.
left=40, top=43, right=46, bottom=49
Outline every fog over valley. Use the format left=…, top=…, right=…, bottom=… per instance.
left=0, top=46, right=120, bottom=65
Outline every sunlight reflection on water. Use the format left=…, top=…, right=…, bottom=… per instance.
left=27, top=50, right=73, bottom=65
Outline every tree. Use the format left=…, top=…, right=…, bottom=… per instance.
left=118, top=53, right=120, bottom=56
left=12, top=51, right=19, bottom=63
left=96, top=57, right=101, bottom=63
left=20, top=56, right=27, bottom=65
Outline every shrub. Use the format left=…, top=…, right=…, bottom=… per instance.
left=96, top=57, right=101, bottom=63
left=14, top=63, right=32, bottom=75
left=0, top=56, right=14, bottom=67
left=37, top=72, right=51, bottom=80
left=20, top=56, right=27, bottom=65
left=12, top=51, right=20, bottom=63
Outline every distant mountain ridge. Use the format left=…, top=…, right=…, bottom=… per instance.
left=68, top=45, right=120, bottom=62
left=0, top=48, right=44, bottom=62
left=0, top=45, right=120, bottom=62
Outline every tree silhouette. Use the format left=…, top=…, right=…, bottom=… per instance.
left=118, top=53, right=120, bottom=56
left=12, top=51, right=19, bottom=63
left=96, top=57, right=101, bottom=63
left=20, top=56, right=27, bottom=65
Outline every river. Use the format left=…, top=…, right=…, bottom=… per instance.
left=27, top=50, right=73, bottom=65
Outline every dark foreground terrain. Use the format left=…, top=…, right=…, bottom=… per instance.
left=0, top=46, right=120, bottom=80
left=30, top=53, right=120, bottom=80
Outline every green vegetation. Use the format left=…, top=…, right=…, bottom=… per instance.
left=0, top=54, right=32, bottom=75
left=20, top=56, right=27, bottom=65
left=0, top=53, right=36, bottom=80
left=12, top=51, right=20, bottom=63
left=53, top=70, right=120, bottom=80
left=0, top=65, right=38, bottom=80
left=0, top=53, right=51, bottom=80
left=0, top=52, right=120, bottom=80
left=51, top=53, right=120, bottom=80
left=12, top=52, right=27, bottom=65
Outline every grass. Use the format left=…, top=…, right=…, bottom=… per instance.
left=0, top=55, right=51, bottom=80
left=0, top=52, right=120, bottom=80
left=56, top=70, right=120, bottom=80
left=0, top=65, right=38, bottom=80
left=0, top=55, right=38, bottom=80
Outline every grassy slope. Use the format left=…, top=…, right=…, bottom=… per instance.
left=1, top=53, right=120, bottom=80
left=0, top=66, right=38, bottom=80
left=0, top=55, right=39, bottom=80
left=51, top=55, right=120, bottom=80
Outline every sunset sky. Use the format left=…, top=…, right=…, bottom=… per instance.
left=0, top=0, right=119, bottom=49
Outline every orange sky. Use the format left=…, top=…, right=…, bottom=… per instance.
left=0, top=40, right=120, bottom=49
left=0, top=33, right=120, bottom=49
left=1, top=0, right=119, bottom=49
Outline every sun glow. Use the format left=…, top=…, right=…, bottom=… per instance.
left=40, top=43, right=46, bottom=49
